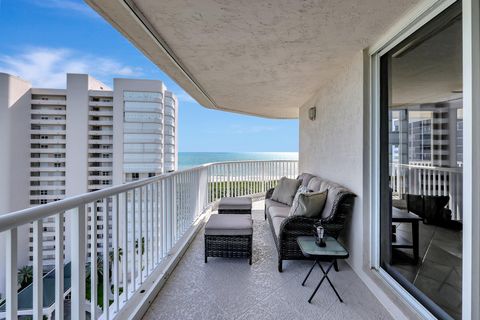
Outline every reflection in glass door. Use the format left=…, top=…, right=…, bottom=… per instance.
left=379, top=2, right=463, bottom=319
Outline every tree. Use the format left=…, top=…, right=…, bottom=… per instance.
left=17, top=265, right=33, bottom=290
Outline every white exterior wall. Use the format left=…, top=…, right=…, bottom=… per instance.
left=299, top=52, right=422, bottom=320
left=0, top=73, right=31, bottom=296
left=0, top=73, right=178, bottom=296
left=164, top=91, right=178, bottom=172
left=30, top=88, right=67, bottom=267
left=114, top=78, right=176, bottom=182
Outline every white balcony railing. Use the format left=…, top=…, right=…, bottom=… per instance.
left=390, top=163, right=463, bottom=220
left=0, top=160, right=297, bottom=320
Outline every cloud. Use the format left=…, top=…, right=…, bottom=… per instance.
left=0, top=47, right=143, bottom=88
left=26, top=0, right=99, bottom=18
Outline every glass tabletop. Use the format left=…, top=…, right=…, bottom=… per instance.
left=297, top=236, right=349, bottom=258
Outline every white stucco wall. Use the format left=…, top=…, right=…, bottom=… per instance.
left=0, top=73, right=32, bottom=296
left=299, top=52, right=422, bottom=320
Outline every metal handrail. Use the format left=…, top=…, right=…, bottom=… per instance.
left=0, top=159, right=298, bottom=319
left=0, top=159, right=297, bottom=234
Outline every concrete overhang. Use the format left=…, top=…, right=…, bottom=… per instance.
left=85, top=0, right=421, bottom=119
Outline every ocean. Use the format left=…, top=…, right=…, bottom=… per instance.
left=178, top=152, right=298, bottom=170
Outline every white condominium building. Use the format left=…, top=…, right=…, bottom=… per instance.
left=0, top=73, right=178, bottom=279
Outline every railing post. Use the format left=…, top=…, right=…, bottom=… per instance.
left=71, top=205, right=86, bottom=320
left=262, top=162, right=266, bottom=192
left=113, top=194, right=119, bottom=314
left=6, top=228, right=18, bottom=320
left=33, top=220, right=43, bottom=320
left=226, top=164, right=231, bottom=197
left=122, top=192, right=129, bottom=302
left=103, top=198, right=110, bottom=320
left=55, top=213, right=64, bottom=320
left=90, top=204, right=98, bottom=320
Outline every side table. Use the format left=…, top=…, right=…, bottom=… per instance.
left=297, top=236, right=349, bottom=303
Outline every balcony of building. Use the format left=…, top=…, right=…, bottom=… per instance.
left=1, top=0, right=479, bottom=319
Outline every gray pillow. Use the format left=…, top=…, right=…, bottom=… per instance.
left=271, top=177, right=301, bottom=206
left=290, top=185, right=310, bottom=213
left=289, top=190, right=328, bottom=218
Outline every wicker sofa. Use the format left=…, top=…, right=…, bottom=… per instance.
left=266, top=173, right=356, bottom=272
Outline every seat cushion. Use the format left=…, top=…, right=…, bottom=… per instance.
left=205, top=214, right=253, bottom=236
left=269, top=206, right=290, bottom=219
left=271, top=177, right=301, bottom=206
left=271, top=216, right=285, bottom=238
left=218, top=197, right=252, bottom=210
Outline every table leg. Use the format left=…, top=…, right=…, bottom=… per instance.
left=308, top=261, right=339, bottom=303
left=316, top=261, right=343, bottom=302
left=412, top=220, right=419, bottom=264
left=302, top=260, right=318, bottom=286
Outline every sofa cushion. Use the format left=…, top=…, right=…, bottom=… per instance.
left=269, top=206, right=291, bottom=219
left=218, top=197, right=252, bottom=210
left=205, top=214, right=253, bottom=236
left=319, top=180, right=349, bottom=219
left=289, top=190, right=328, bottom=218
left=271, top=177, right=301, bottom=206
left=271, top=216, right=285, bottom=238
left=297, top=173, right=315, bottom=187
left=307, top=177, right=324, bottom=192
left=289, top=185, right=309, bottom=213
left=265, top=198, right=289, bottom=212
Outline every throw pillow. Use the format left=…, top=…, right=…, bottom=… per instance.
left=289, top=190, right=328, bottom=218
left=271, top=177, right=302, bottom=206
left=290, top=185, right=309, bottom=214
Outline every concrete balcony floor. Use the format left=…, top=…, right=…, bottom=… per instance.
left=143, top=200, right=392, bottom=320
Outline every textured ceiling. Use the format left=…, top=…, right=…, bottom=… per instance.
left=391, top=15, right=462, bottom=107
left=87, top=0, right=421, bottom=118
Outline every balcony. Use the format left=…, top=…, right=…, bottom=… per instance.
left=1, top=160, right=307, bottom=319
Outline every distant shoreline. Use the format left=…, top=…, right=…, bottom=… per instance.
left=178, top=152, right=298, bottom=170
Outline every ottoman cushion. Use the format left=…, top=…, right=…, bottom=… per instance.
left=205, top=214, right=253, bottom=236
left=218, top=197, right=252, bottom=210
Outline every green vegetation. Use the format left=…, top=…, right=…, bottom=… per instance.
left=207, top=180, right=278, bottom=201
left=17, top=265, right=33, bottom=290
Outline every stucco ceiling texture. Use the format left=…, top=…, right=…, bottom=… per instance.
left=89, top=0, right=421, bottom=118
left=391, top=16, right=462, bottom=107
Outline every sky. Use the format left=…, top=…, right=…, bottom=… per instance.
left=0, top=0, right=299, bottom=153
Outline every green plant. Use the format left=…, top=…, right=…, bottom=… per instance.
left=17, top=265, right=33, bottom=290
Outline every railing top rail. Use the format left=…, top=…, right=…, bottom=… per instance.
left=202, top=159, right=298, bottom=166
left=390, top=163, right=462, bottom=173
left=0, top=159, right=298, bottom=233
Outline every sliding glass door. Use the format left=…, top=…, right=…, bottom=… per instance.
left=379, top=2, right=463, bottom=319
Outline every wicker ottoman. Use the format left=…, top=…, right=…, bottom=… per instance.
left=218, top=197, right=252, bottom=214
left=204, top=214, right=253, bottom=264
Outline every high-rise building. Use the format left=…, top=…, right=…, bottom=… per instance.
left=0, top=73, right=178, bottom=279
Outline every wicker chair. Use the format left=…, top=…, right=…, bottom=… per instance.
left=265, top=179, right=355, bottom=272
